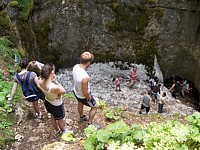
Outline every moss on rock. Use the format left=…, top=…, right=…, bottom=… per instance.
left=16, top=0, right=34, bottom=21
left=8, top=1, right=18, bottom=7
left=107, top=3, right=151, bottom=35
left=135, top=40, right=159, bottom=74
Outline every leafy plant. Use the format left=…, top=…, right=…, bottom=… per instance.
left=83, top=113, right=200, bottom=150
left=186, top=112, right=200, bottom=148
left=63, top=93, right=76, bottom=100
left=0, top=37, right=21, bottom=148
left=0, top=120, right=12, bottom=130
left=61, top=131, right=74, bottom=142
left=99, top=101, right=107, bottom=109
left=103, top=107, right=124, bottom=121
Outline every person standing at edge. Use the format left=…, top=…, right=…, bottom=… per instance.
left=72, top=51, right=100, bottom=128
left=39, top=63, right=68, bottom=134
left=138, top=90, right=152, bottom=115
left=28, top=60, right=52, bottom=119
left=8, top=58, right=42, bottom=118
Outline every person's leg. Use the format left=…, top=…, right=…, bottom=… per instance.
left=139, top=104, right=144, bottom=114
left=181, top=89, right=185, bottom=97
left=51, top=115, right=60, bottom=131
left=151, top=93, right=156, bottom=103
left=128, top=79, right=133, bottom=87
left=158, top=104, right=161, bottom=113
left=160, top=104, right=164, bottom=113
left=155, top=93, right=158, bottom=100
left=77, top=101, right=84, bottom=117
left=88, top=103, right=98, bottom=124
left=146, top=107, right=150, bottom=114
left=33, top=100, right=40, bottom=114
left=42, top=100, right=51, bottom=119
left=119, top=85, right=121, bottom=91
left=57, top=119, right=66, bottom=131
left=171, top=91, right=176, bottom=98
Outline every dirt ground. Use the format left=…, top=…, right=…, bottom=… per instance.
left=4, top=99, right=106, bottom=150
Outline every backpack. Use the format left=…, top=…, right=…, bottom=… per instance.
left=16, top=72, right=39, bottom=101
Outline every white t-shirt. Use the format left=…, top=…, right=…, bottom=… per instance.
left=72, top=64, right=90, bottom=99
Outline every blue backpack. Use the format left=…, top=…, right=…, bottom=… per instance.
left=16, top=72, right=39, bottom=101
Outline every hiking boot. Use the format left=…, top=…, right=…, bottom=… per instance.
left=88, top=122, right=101, bottom=129
left=49, top=129, right=62, bottom=139
left=55, top=130, right=62, bottom=138
left=79, top=115, right=88, bottom=122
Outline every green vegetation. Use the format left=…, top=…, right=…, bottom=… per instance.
left=61, top=131, right=74, bottom=142
left=0, top=10, right=10, bottom=36
left=16, top=0, right=34, bottom=21
left=98, top=101, right=107, bottom=109
left=63, top=93, right=76, bottom=100
left=83, top=112, right=200, bottom=150
left=32, top=16, right=52, bottom=61
left=103, top=107, right=123, bottom=121
left=0, top=37, right=21, bottom=66
left=0, top=37, right=21, bottom=148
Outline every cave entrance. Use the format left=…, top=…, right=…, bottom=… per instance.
left=164, top=76, right=199, bottom=110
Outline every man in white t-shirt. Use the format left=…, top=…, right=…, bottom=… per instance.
left=72, top=51, right=99, bottom=128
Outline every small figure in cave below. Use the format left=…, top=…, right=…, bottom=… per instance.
left=127, top=67, right=137, bottom=87
left=113, top=75, right=122, bottom=91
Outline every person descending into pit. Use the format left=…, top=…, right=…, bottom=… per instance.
left=168, top=79, right=182, bottom=98
left=127, top=66, right=137, bottom=87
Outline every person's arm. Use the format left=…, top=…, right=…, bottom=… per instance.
left=27, top=61, right=33, bottom=70
left=168, top=84, right=175, bottom=91
left=149, top=96, right=152, bottom=107
left=34, top=76, right=40, bottom=88
left=82, top=77, right=91, bottom=100
left=51, top=74, right=66, bottom=94
left=164, top=100, right=168, bottom=106
left=8, top=82, right=18, bottom=100
left=36, top=61, right=44, bottom=71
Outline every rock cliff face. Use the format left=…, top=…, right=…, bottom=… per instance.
left=4, top=0, right=200, bottom=96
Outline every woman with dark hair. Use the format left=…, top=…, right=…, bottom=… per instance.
left=8, top=58, right=42, bottom=118
left=39, top=63, right=68, bottom=135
